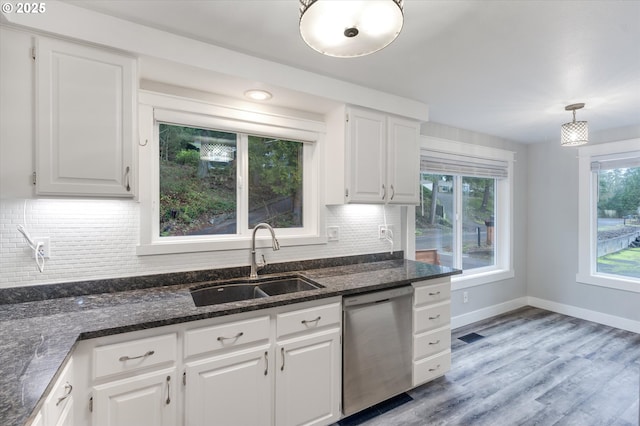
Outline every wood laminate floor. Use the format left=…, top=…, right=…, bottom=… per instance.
left=339, top=307, right=640, bottom=426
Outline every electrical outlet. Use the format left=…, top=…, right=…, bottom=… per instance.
left=463, top=291, right=469, bottom=303
left=327, top=226, right=339, bottom=241
left=36, top=237, right=50, bottom=259
left=378, top=225, right=392, bottom=239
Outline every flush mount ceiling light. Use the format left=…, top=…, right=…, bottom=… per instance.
left=561, top=103, right=588, bottom=146
left=299, top=0, right=404, bottom=58
left=244, top=89, right=273, bottom=101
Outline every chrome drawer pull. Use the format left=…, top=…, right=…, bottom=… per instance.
left=264, top=351, right=269, bottom=376
left=428, top=314, right=441, bottom=320
left=165, top=376, right=171, bottom=405
left=301, top=316, right=321, bottom=325
left=119, top=350, right=155, bottom=362
left=428, top=291, right=441, bottom=296
left=217, top=332, right=244, bottom=341
left=55, top=382, right=72, bottom=406
left=428, top=364, right=441, bottom=372
left=428, top=340, right=441, bottom=345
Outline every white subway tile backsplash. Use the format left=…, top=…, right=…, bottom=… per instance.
left=0, top=199, right=401, bottom=288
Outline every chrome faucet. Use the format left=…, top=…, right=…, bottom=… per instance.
left=250, top=223, right=280, bottom=279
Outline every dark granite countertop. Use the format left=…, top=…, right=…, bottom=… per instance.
left=0, top=253, right=459, bottom=426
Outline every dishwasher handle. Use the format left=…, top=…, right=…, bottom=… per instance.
left=343, top=286, right=413, bottom=307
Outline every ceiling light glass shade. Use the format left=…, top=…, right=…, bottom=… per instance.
left=561, top=120, right=588, bottom=146
left=299, top=0, right=404, bottom=58
left=561, top=103, right=588, bottom=146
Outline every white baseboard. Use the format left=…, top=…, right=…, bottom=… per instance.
left=527, top=296, right=640, bottom=334
left=451, top=297, right=527, bottom=329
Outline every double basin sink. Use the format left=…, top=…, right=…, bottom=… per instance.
left=190, top=275, right=324, bottom=307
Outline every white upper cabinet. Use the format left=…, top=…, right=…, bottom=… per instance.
left=35, top=36, right=136, bottom=197
left=325, top=105, right=420, bottom=205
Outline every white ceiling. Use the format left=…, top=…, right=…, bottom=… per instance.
left=65, top=0, right=640, bottom=144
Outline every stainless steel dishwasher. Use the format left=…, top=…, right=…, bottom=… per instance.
left=342, top=286, right=413, bottom=416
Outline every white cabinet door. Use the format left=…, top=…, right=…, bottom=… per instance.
left=184, top=346, right=271, bottom=426
left=275, top=329, right=341, bottom=426
left=387, top=116, right=420, bottom=204
left=346, top=108, right=387, bottom=203
left=92, top=368, right=177, bottom=426
left=36, top=37, right=136, bottom=196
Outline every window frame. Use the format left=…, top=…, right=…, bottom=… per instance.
left=409, top=137, right=515, bottom=290
left=577, top=138, right=640, bottom=293
left=136, top=91, right=326, bottom=255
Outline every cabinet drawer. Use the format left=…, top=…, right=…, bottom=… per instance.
left=413, top=350, right=451, bottom=387
left=93, top=333, right=177, bottom=379
left=414, top=302, right=450, bottom=334
left=414, top=281, right=451, bottom=306
left=276, top=302, right=341, bottom=339
left=44, top=358, right=74, bottom=425
left=184, top=316, right=270, bottom=358
left=414, top=327, right=451, bottom=360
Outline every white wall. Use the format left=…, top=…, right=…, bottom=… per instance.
left=527, top=125, right=640, bottom=324
left=421, top=122, right=529, bottom=325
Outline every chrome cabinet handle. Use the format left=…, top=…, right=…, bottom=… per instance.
left=390, top=184, right=395, bottom=200
left=428, top=314, right=441, bottom=320
left=280, top=347, right=285, bottom=371
left=428, top=364, right=441, bottom=372
left=381, top=184, right=387, bottom=200
left=124, top=166, right=131, bottom=192
left=119, top=350, right=154, bottom=362
left=217, top=332, right=244, bottom=341
left=428, top=340, right=441, bottom=345
left=301, top=316, right=321, bottom=325
left=264, top=351, right=268, bottom=376
left=429, top=291, right=441, bottom=296
left=55, top=382, right=72, bottom=406
left=165, top=376, right=171, bottom=405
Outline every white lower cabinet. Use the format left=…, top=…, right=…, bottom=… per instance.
left=275, top=329, right=341, bottom=426
left=183, top=299, right=342, bottom=426
left=39, top=357, right=75, bottom=426
left=412, top=277, right=452, bottom=386
left=92, top=368, right=177, bottom=426
left=184, top=345, right=271, bottom=426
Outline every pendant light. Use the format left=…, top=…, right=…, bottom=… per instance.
left=561, top=103, right=588, bottom=146
left=299, top=0, right=404, bottom=58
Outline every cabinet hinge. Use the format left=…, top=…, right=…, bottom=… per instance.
left=183, top=371, right=186, bottom=386
left=32, top=172, right=36, bottom=186
left=89, top=396, right=93, bottom=413
left=31, top=46, right=36, bottom=61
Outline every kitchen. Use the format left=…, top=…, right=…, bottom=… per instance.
left=1, top=1, right=639, bottom=425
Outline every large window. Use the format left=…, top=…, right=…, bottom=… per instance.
left=578, top=139, right=640, bottom=291
left=413, top=138, right=514, bottom=287
left=159, top=124, right=304, bottom=237
left=417, top=174, right=496, bottom=270
left=137, top=93, right=323, bottom=255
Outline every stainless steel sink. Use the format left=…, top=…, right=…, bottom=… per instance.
left=257, top=277, right=321, bottom=296
left=190, top=275, right=323, bottom=307
left=191, top=283, right=268, bottom=307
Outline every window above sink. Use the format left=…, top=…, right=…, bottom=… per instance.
left=136, top=91, right=326, bottom=255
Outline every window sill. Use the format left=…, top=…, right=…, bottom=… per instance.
left=452, top=269, right=515, bottom=291
left=137, top=235, right=327, bottom=256
left=576, top=273, right=640, bottom=294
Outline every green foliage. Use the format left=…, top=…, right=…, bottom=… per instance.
left=597, top=247, right=640, bottom=278
left=598, top=167, right=640, bottom=217
left=175, top=149, right=200, bottom=166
